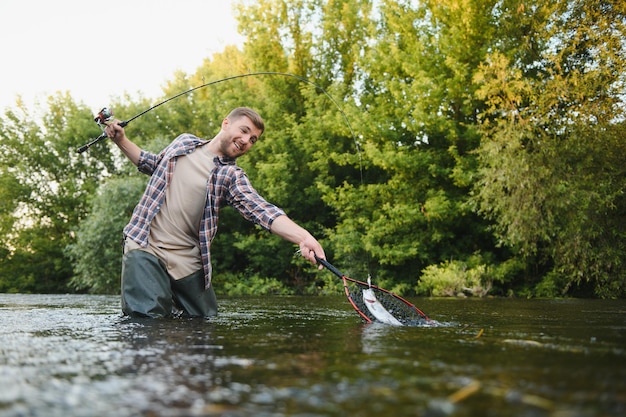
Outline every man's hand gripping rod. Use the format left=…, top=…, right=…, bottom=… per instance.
left=77, top=107, right=127, bottom=153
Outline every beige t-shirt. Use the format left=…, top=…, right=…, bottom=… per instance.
left=126, top=144, right=216, bottom=279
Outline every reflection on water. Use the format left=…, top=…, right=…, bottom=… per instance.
left=0, top=294, right=625, bottom=417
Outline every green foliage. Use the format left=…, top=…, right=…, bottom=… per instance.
left=0, top=226, right=73, bottom=293
left=533, top=272, right=566, bottom=299
left=1, top=0, right=625, bottom=299
left=216, top=272, right=293, bottom=296
left=417, top=261, right=491, bottom=297
left=473, top=0, right=626, bottom=297
left=416, top=252, right=499, bottom=297
left=0, top=95, right=121, bottom=292
left=67, top=176, right=146, bottom=294
left=323, top=0, right=500, bottom=285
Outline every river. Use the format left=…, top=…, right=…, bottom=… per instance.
left=0, top=294, right=624, bottom=416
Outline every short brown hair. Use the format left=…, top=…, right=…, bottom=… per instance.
left=227, top=107, right=265, bottom=135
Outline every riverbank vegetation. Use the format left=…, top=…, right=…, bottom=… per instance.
left=1, top=0, right=625, bottom=298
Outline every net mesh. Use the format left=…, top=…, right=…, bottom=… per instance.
left=346, top=280, right=431, bottom=326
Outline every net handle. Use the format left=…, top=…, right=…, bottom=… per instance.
left=315, top=256, right=345, bottom=279
left=316, top=255, right=431, bottom=322
left=315, top=256, right=373, bottom=322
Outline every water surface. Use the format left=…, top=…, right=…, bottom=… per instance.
left=0, top=294, right=624, bottom=416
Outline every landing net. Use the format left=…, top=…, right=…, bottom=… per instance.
left=343, top=276, right=433, bottom=327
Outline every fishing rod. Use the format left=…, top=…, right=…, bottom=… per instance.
left=76, top=71, right=360, bottom=158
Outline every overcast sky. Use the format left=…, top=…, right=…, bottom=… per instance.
left=0, top=0, right=244, bottom=112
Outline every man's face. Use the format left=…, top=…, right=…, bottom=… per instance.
left=218, top=116, right=262, bottom=158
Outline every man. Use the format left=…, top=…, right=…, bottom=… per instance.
left=105, top=107, right=325, bottom=318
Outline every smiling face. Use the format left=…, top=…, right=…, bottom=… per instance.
left=212, top=114, right=263, bottom=159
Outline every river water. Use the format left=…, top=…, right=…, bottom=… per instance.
left=0, top=294, right=624, bottom=417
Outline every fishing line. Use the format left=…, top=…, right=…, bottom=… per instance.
left=77, top=71, right=363, bottom=185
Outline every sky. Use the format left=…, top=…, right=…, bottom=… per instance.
left=0, top=0, right=244, bottom=113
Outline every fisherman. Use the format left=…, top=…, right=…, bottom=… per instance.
left=105, top=107, right=325, bottom=318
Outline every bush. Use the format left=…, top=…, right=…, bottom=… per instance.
left=215, top=272, right=294, bottom=296
left=416, top=259, right=492, bottom=297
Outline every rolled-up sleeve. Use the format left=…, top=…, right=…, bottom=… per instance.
left=225, top=167, right=285, bottom=230
left=137, top=150, right=159, bottom=175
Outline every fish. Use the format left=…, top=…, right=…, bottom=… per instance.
left=362, top=288, right=403, bottom=326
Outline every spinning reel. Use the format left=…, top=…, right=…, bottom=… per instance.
left=77, top=107, right=127, bottom=154
left=94, top=107, right=114, bottom=129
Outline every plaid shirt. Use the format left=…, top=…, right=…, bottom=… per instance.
left=124, top=133, right=285, bottom=289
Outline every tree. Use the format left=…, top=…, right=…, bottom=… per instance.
left=320, top=0, right=502, bottom=289
left=67, top=176, right=146, bottom=293
left=473, top=0, right=626, bottom=297
left=206, top=0, right=373, bottom=291
left=0, top=95, right=119, bottom=292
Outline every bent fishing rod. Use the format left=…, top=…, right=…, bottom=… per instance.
left=77, top=71, right=359, bottom=155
